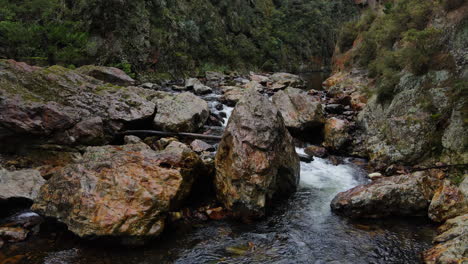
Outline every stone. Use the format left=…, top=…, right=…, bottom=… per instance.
left=154, top=92, right=210, bottom=132
left=140, top=83, right=154, bottom=89
left=272, top=87, right=325, bottom=133
left=220, top=86, right=245, bottom=106
left=0, top=169, right=45, bottom=201
left=270, top=72, right=303, bottom=87
left=331, top=171, right=442, bottom=218
left=32, top=143, right=203, bottom=242
left=206, top=71, right=226, bottom=81
left=368, top=172, right=383, bottom=181
left=423, top=214, right=468, bottom=264
left=0, top=60, right=164, bottom=144
left=215, top=89, right=300, bottom=219
left=0, top=227, right=29, bottom=243
left=325, top=104, right=345, bottom=114
left=124, top=135, right=143, bottom=144
left=428, top=178, right=467, bottom=222
left=250, top=74, right=270, bottom=83
left=185, top=78, right=212, bottom=95
left=76, top=65, right=135, bottom=86
left=190, top=139, right=215, bottom=153
left=323, top=118, right=351, bottom=151
left=304, top=145, right=328, bottom=158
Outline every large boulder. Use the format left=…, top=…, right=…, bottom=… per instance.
left=423, top=214, right=468, bottom=264
left=428, top=177, right=467, bottom=222
left=76, top=65, right=135, bottom=86
left=185, top=78, right=212, bottom=95
left=32, top=142, right=203, bottom=243
left=0, top=168, right=45, bottom=201
left=215, top=89, right=300, bottom=219
left=270, top=72, right=304, bottom=88
left=0, top=60, right=165, bottom=144
left=272, top=87, right=325, bottom=133
left=331, top=170, right=442, bottom=218
left=153, top=92, right=210, bottom=132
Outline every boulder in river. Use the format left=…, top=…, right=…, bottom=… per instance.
left=153, top=92, right=210, bottom=132
left=215, top=89, right=300, bottom=219
left=32, top=142, right=203, bottom=244
left=220, top=86, right=245, bottom=106
left=428, top=177, right=467, bottom=223
left=331, top=170, right=442, bottom=218
left=0, top=168, right=45, bottom=201
left=185, top=78, right=212, bottom=95
left=272, top=87, right=325, bottom=133
left=323, top=117, right=351, bottom=151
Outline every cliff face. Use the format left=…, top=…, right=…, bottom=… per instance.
left=0, top=0, right=357, bottom=75
left=326, top=0, right=468, bottom=166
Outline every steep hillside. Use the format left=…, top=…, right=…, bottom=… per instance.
left=326, top=0, right=467, bottom=166
left=0, top=0, right=357, bottom=76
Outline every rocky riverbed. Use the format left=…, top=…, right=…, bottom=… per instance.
left=0, top=60, right=466, bottom=263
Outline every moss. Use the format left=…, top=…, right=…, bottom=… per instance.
left=94, top=83, right=122, bottom=95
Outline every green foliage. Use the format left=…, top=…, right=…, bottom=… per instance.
left=0, top=0, right=89, bottom=65
left=440, top=0, right=465, bottom=11
left=111, top=61, right=136, bottom=79
left=338, top=0, right=443, bottom=103
left=338, top=22, right=358, bottom=52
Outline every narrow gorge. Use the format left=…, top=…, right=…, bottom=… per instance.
left=0, top=0, right=466, bottom=263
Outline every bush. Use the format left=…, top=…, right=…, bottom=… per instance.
left=441, top=0, right=465, bottom=11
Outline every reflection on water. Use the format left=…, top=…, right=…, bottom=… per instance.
left=299, top=72, right=330, bottom=91
left=2, top=153, right=435, bottom=264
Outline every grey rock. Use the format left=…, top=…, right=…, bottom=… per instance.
left=0, top=169, right=45, bottom=201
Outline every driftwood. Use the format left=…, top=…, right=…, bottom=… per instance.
left=120, top=130, right=314, bottom=162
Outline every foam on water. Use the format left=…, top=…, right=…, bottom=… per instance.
left=222, top=105, right=234, bottom=127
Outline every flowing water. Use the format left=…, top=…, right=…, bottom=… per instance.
left=1, top=100, right=436, bottom=264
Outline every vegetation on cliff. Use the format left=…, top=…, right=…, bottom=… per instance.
left=0, top=0, right=357, bottom=76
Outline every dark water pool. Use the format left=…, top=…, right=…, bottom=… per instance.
left=1, top=154, right=435, bottom=264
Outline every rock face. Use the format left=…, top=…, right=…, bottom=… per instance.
left=215, top=89, right=300, bottom=218
left=0, top=169, right=45, bottom=201
left=153, top=92, right=210, bottom=132
left=423, top=214, right=468, bottom=264
left=331, top=171, right=442, bottom=218
left=272, top=87, right=325, bottom=133
left=323, top=117, right=351, bottom=151
left=76, top=65, right=135, bottom=86
left=32, top=142, right=203, bottom=242
left=0, top=60, right=165, bottom=145
left=428, top=177, right=467, bottom=223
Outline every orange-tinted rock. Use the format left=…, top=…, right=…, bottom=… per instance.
left=32, top=142, right=203, bottom=243
left=331, top=171, right=442, bottom=218
left=323, top=117, right=351, bottom=151
left=429, top=178, right=467, bottom=222
left=215, top=90, right=300, bottom=219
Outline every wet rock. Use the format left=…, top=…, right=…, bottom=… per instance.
left=154, top=92, right=210, bottom=132
left=190, top=140, right=214, bottom=153
left=0, top=227, right=29, bottom=243
left=272, top=87, right=325, bottom=133
left=206, top=71, right=226, bottom=81
left=250, top=73, right=270, bottom=83
left=423, top=214, right=468, bottom=264
left=124, top=135, right=143, bottom=144
left=428, top=178, right=467, bottom=222
left=0, top=169, right=45, bottom=201
left=32, top=142, right=203, bottom=242
left=60, top=117, right=106, bottom=145
left=331, top=171, right=442, bottom=218
left=76, top=65, right=135, bottom=86
left=185, top=78, right=212, bottom=95
left=323, top=118, right=351, bottom=151
left=215, top=89, right=300, bottom=219
left=304, top=145, right=328, bottom=158
left=0, top=211, right=43, bottom=229
left=220, top=86, right=245, bottom=106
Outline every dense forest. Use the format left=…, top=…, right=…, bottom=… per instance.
left=0, top=0, right=357, bottom=76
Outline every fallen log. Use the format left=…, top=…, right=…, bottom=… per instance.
left=120, top=130, right=313, bottom=162
left=120, top=130, right=222, bottom=141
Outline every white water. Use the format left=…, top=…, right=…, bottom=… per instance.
left=221, top=105, right=234, bottom=126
